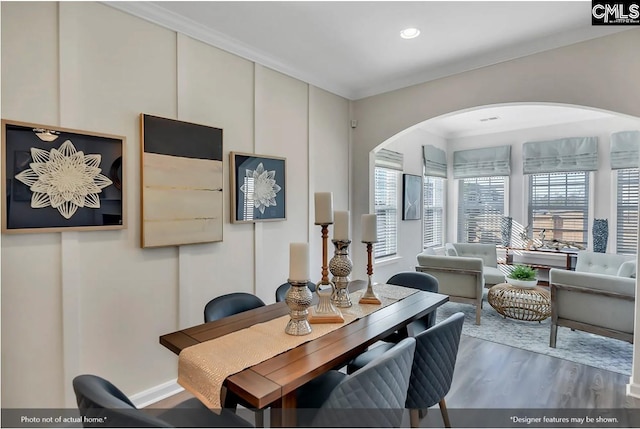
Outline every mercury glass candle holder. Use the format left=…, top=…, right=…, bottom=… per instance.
left=329, top=239, right=353, bottom=307
left=284, top=279, right=313, bottom=335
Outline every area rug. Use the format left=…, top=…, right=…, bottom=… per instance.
left=435, top=294, right=633, bottom=376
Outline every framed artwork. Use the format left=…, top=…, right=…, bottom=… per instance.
left=230, top=152, right=286, bottom=223
left=140, top=114, right=223, bottom=248
left=402, top=173, right=422, bottom=220
left=1, top=119, right=126, bottom=233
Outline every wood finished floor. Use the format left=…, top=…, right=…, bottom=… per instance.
left=149, top=335, right=640, bottom=422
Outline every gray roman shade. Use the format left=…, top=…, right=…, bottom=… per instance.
left=610, top=131, right=640, bottom=170
left=453, top=145, right=511, bottom=179
left=423, top=145, right=447, bottom=178
left=375, top=148, right=403, bottom=170
left=523, top=137, right=598, bottom=174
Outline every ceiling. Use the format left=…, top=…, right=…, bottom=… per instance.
left=106, top=1, right=632, bottom=136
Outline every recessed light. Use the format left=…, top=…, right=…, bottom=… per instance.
left=400, top=28, right=420, bottom=39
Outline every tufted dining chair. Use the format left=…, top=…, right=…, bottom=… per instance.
left=295, top=337, right=416, bottom=427
left=406, top=312, right=465, bottom=428
left=72, top=374, right=253, bottom=428
left=203, top=292, right=266, bottom=426
left=346, top=271, right=439, bottom=374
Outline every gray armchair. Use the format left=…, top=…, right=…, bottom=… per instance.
left=416, top=253, right=483, bottom=325
left=445, top=243, right=505, bottom=286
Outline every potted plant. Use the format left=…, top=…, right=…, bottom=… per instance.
left=507, top=265, right=538, bottom=288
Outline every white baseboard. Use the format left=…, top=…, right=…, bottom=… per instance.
left=626, top=378, right=640, bottom=399
left=130, top=379, right=184, bottom=408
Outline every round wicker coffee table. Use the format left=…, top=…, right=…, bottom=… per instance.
left=487, top=283, right=551, bottom=322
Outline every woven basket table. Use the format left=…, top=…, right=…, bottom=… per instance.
left=487, top=283, right=551, bottom=322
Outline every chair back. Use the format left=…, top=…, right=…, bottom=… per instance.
left=73, top=374, right=170, bottom=427
left=275, top=281, right=317, bottom=303
left=406, top=312, right=464, bottom=410
left=313, top=337, right=416, bottom=427
left=387, top=272, right=439, bottom=332
left=204, top=292, right=266, bottom=323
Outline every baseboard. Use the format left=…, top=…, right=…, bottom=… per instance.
left=626, top=379, right=640, bottom=399
left=129, top=379, right=184, bottom=408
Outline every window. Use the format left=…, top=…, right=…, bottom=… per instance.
left=528, top=172, right=589, bottom=247
left=423, top=176, right=445, bottom=248
left=616, top=168, right=639, bottom=254
left=458, top=176, right=505, bottom=244
left=374, top=166, right=398, bottom=258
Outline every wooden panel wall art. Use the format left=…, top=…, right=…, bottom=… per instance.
left=140, top=114, right=223, bottom=247
left=1, top=119, right=126, bottom=233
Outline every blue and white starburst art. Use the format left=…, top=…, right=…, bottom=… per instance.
left=14, top=140, right=113, bottom=219
left=239, top=162, right=282, bottom=214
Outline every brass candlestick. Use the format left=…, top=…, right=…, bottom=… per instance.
left=309, top=224, right=344, bottom=323
left=359, top=242, right=381, bottom=305
left=329, top=239, right=353, bottom=307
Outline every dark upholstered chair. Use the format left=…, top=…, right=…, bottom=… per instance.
left=203, top=292, right=266, bottom=426
left=406, top=312, right=465, bottom=428
left=275, top=281, right=317, bottom=303
left=346, top=271, right=439, bottom=374
left=204, top=292, right=266, bottom=323
left=72, top=374, right=252, bottom=428
left=295, top=337, right=416, bottom=427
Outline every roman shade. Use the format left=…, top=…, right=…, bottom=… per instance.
left=375, top=148, right=403, bottom=170
left=453, top=145, right=511, bottom=179
left=610, top=130, right=640, bottom=170
left=423, top=144, right=447, bottom=178
left=523, top=137, right=598, bottom=174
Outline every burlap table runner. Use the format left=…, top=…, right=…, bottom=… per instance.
left=177, top=284, right=417, bottom=409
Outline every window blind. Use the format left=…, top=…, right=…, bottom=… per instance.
left=528, top=172, right=589, bottom=247
left=457, top=176, right=505, bottom=244
left=423, top=145, right=447, bottom=178
left=453, top=145, right=511, bottom=179
left=375, top=148, right=403, bottom=171
left=616, top=168, right=639, bottom=254
left=523, top=137, right=598, bottom=174
left=610, top=131, right=640, bottom=170
left=423, top=176, right=445, bottom=248
left=374, top=167, right=398, bottom=258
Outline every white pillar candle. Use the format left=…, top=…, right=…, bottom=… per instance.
left=289, top=242, right=310, bottom=281
left=333, top=210, right=350, bottom=241
left=361, top=214, right=378, bottom=243
left=314, top=192, right=334, bottom=224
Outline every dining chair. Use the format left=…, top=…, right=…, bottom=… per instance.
left=295, top=337, right=416, bottom=427
left=204, top=292, right=266, bottom=323
left=406, top=312, right=465, bottom=428
left=275, top=281, right=317, bottom=303
left=346, top=271, right=439, bottom=374
left=72, top=374, right=253, bottom=428
left=203, top=292, right=267, bottom=426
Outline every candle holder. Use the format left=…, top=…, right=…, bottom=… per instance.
left=329, top=239, right=353, bottom=308
left=308, top=224, right=344, bottom=323
left=359, top=242, right=381, bottom=305
left=284, top=279, right=313, bottom=336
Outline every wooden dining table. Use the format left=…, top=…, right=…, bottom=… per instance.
left=159, top=281, right=449, bottom=427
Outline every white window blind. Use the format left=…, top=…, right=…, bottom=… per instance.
left=423, top=176, right=445, bottom=248
left=528, top=172, right=589, bottom=247
left=616, top=168, right=639, bottom=254
left=374, top=166, right=398, bottom=259
left=457, top=176, right=505, bottom=244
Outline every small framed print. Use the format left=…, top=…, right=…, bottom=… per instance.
left=402, top=173, right=422, bottom=221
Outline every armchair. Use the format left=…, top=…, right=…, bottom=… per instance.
left=549, top=251, right=636, bottom=347
left=416, top=253, right=483, bottom=325
left=445, top=243, right=505, bottom=287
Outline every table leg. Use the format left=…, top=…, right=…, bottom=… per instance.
left=270, top=392, right=297, bottom=428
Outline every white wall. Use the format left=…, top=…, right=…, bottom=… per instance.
left=1, top=2, right=350, bottom=408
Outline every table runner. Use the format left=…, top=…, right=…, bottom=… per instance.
left=177, top=284, right=417, bottom=409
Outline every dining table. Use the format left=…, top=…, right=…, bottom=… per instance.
left=159, top=280, right=449, bottom=427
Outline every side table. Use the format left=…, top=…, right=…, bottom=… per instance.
left=487, top=283, right=551, bottom=322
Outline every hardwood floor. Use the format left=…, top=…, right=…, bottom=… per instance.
left=149, top=335, right=640, bottom=426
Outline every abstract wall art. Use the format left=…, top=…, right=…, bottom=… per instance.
left=2, top=119, right=125, bottom=233
left=402, top=173, right=422, bottom=220
left=230, top=152, right=286, bottom=223
left=140, top=114, right=223, bottom=248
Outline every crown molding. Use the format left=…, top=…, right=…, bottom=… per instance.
left=102, top=1, right=355, bottom=99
